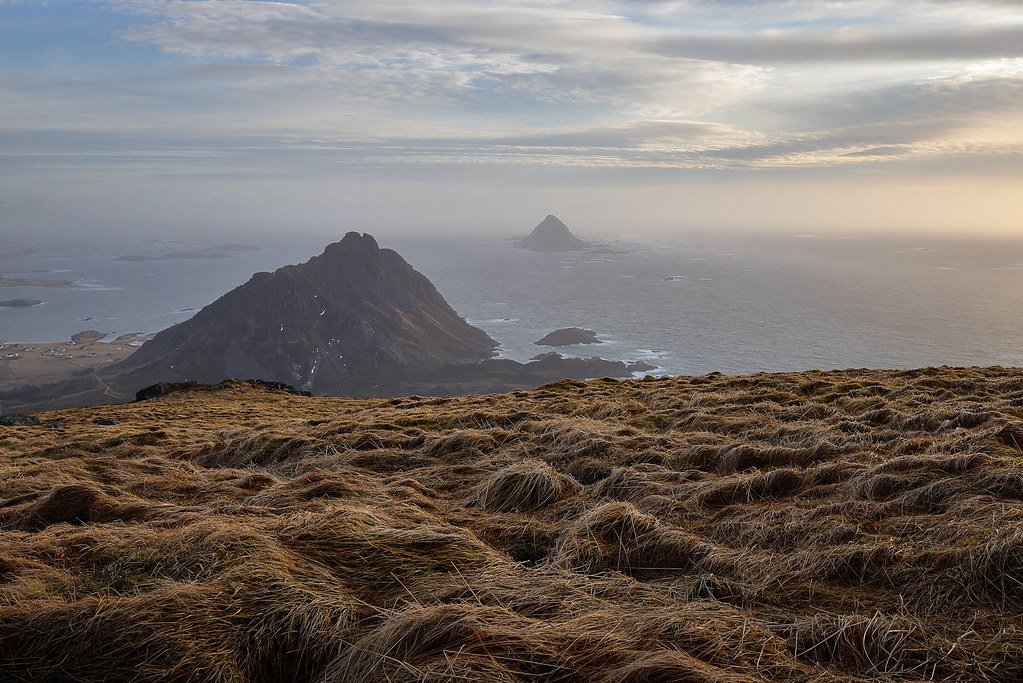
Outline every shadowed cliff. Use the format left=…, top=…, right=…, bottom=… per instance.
left=105, top=232, right=499, bottom=396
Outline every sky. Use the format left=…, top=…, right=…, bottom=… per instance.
left=1, top=0, right=1021, bottom=238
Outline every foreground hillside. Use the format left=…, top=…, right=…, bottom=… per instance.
left=1, top=367, right=1022, bottom=681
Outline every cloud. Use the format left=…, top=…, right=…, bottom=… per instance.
left=650, top=24, right=1023, bottom=64
left=774, top=71, right=1023, bottom=130
left=115, top=0, right=764, bottom=117
left=0, top=0, right=1020, bottom=191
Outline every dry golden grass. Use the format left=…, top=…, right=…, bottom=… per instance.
left=2, top=368, right=1023, bottom=681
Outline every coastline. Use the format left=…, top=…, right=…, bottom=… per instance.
left=0, top=334, right=149, bottom=392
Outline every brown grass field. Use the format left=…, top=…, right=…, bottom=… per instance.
left=1, top=367, right=1022, bottom=681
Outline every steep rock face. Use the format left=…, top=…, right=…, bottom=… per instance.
left=516, top=215, right=589, bottom=252
left=107, top=232, right=498, bottom=395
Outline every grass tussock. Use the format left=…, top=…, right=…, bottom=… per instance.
left=2, top=367, right=1023, bottom=680
left=0, top=483, right=152, bottom=530
left=468, top=459, right=580, bottom=512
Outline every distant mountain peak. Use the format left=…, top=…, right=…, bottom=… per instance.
left=321, top=231, right=379, bottom=258
left=106, top=233, right=498, bottom=395
left=342, top=231, right=377, bottom=247
left=516, top=215, right=590, bottom=252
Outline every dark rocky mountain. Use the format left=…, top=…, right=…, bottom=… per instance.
left=516, top=215, right=590, bottom=252
left=106, top=232, right=499, bottom=396
left=534, top=328, right=602, bottom=346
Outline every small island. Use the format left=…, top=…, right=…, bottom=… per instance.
left=0, top=298, right=43, bottom=308
left=115, top=250, right=230, bottom=262
left=209, top=244, right=261, bottom=252
left=515, top=215, right=591, bottom=252
left=71, top=330, right=106, bottom=345
left=534, top=327, right=602, bottom=346
left=115, top=243, right=261, bottom=262
left=0, top=275, right=73, bottom=287
left=528, top=351, right=655, bottom=375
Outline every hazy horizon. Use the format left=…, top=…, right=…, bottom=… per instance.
left=1, top=1, right=1021, bottom=239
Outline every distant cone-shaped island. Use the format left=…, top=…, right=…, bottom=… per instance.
left=516, top=215, right=590, bottom=252
left=107, top=232, right=499, bottom=395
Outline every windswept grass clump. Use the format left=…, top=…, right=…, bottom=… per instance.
left=322, top=603, right=572, bottom=681
left=555, top=501, right=661, bottom=573
left=2, top=367, right=1023, bottom=680
left=468, top=459, right=580, bottom=512
left=954, top=527, right=1023, bottom=605
left=1, top=483, right=152, bottom=530
left=554, top=502, right=711, bottom=577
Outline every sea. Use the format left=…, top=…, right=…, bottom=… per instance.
left=3, top=231, right=1023, bottom=377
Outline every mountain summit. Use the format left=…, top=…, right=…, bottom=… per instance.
left=107, top=232, right=498, bottom=395
left=516, top=215, right=590, bottom=252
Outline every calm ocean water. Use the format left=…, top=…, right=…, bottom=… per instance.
left=3, top=232, right=1023, bottom=376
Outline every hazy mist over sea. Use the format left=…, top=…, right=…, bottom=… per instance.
left=4, top=229, right=1023, bottom=376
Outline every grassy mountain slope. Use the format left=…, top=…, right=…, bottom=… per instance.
left=2, top=366, right=1022, bottom=681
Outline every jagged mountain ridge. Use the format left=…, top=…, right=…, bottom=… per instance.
left=107, top=232, right=498, bottom=395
